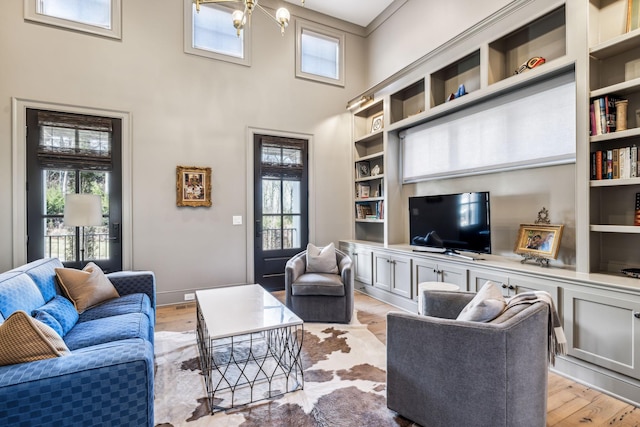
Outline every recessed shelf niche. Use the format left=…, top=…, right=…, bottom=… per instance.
left=390, top=79, right=425, bottom=124
left=430, top=50, right=480, bottom=108
left=488, top=5, right=566, bottom=85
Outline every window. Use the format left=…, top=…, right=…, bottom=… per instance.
left=24, top=0, right=122, bottom=39
left=183, top=0, right=251, bottom=66
left=296, top=21, right=345, bottom=86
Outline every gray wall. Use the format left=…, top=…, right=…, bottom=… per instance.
left=367, top=0, right=513, bottom=86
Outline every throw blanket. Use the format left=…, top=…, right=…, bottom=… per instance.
left=506, top=291, right=567, bottom=365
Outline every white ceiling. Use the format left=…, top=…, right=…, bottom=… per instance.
left=284, top=0, right=395, bottom=27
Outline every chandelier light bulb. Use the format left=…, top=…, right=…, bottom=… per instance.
left=276, top=7, right=290, bottom=26
left=232, top=9, right=245, bottom=36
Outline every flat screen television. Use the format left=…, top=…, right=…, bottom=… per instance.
left=409, top=192, right=491, bottom=256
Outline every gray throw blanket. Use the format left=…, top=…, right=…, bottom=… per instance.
left=506, top=291, right=567, bottom=365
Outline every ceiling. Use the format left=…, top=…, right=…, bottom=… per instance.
left=283, top=0, right=396, bottom=27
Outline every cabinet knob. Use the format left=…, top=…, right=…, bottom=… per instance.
left=634, top=312, right=640, bottom=319
left=508, top=285, right=515, bottom=290
left=501, top=283, right=508, bottom=289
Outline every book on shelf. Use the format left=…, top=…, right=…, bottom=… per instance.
left=636, top=193, right=640, bottom=226
left=590, top=95, right=625, bottom=135
left=591, top=146, right=639, bottom=180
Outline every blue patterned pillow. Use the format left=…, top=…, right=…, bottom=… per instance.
left=32, top=295, right=78, bottom=336
left=32, top=310, right=64, bottom=336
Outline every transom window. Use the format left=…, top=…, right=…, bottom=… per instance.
left=296, top=21, right=345, bottom=86
left=24, top=0, right=122, bottom=39
left=184, top=0, right=251, bottom=66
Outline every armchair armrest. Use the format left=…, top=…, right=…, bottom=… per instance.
left=421, top=290, right=475, bottom=319
left=107, top=271, right=156, bottom=309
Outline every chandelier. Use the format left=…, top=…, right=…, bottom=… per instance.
left=194, top=0, right=305, bottom=36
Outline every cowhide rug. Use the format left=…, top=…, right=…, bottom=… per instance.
left=153, top=321, right=416, bottom=426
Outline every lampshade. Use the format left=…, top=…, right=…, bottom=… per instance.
left=63, top=194, right=103, bottom=227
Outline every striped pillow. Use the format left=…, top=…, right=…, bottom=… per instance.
left=0, top=310, right=70, bottom=366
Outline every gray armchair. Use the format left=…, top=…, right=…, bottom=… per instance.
left=387, top=290, right=549, bottom=427
left=284, top=248, right=354, bottom=323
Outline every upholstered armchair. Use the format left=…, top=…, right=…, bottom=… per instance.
left=387, top=290, right=549, bottom=427
left=284, top=247, right=354, bottom=323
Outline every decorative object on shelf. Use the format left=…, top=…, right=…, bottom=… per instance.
left=616, top=100, right=629, bottom=131
left=446, top=84, right=467, bottom=102
left=371, top=164, right=381, bottom=176
left=357, top=161, right=370, bottom=178
left=359, top=184, right=370, bottom=198
left=515, top=56, right=546, bottom=74
left=370, top=112, right=384, bottom=133
left=193, top=0, right=304, bottom=36
left=514, top=207, right=564, bottom=267
left=627, top=0, right=640, bottom=32
left=635, top=193, right=640, bottom=226
left=176, top=165, right=212, bottom=207
left=622, top=268, right=640, bottom=278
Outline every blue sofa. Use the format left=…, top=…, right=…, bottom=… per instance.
left=0, top=258, right=156, bottom=427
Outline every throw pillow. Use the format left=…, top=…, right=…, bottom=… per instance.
left=31, top=310, right=64, bottom=337
left=457, top=281, right=506, bottom=322
left=306, top=242, right=339, bottom=274
left=32, top=295, right=79, bottom=336
left=0, top=310, right=70, bottom=366
left=55, top=262, right=120, bottom=313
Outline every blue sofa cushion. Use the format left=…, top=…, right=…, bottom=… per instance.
left=12, top=258, right=63, bottom=302
left=78, top=293, right=153, bottom=325
left=32, top=310, right=64, bottom=336
left=0, top=272, right=46, bottom=321
left=64, top=313, right=150, bottom=351
left=32, top=295, right=79, bottom=336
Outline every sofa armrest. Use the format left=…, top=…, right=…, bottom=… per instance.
left=0, top=338, right=154, bottom=427
left=421, top=290, right=475, bottom=319
left=107, top=271, right=156, bottom=309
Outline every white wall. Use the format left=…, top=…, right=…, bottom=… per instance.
left=367, top=0, right=513, bottom=86
left=0, top=1, right=365, bottom=303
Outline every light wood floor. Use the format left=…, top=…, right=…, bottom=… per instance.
left=156, top=291, right=640, bottom=426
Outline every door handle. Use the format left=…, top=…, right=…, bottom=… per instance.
left=110, top=222, right=120, bottom=243
left=255, top=220, right=262, bottom=237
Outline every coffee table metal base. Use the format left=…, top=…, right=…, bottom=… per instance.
left=196, top=304, right=304, bottom=413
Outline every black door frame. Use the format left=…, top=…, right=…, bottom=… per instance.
left=253, top=133, right=309, bottom=291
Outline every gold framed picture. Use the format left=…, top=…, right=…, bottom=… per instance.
left=176, top=166, right=212, bottom=207
left=514, top=223, right=564, bottom=260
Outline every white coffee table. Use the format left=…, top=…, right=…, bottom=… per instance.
left=195, top=284, right=304, bottom=413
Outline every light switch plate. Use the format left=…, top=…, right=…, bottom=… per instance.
left=232, top=215, right=242, bottom=225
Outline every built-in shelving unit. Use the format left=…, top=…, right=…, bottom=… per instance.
left=353, top=101, right=385, bottom=243
left=346, top=0, right=640, bottom=408
left=588, top=0, right=640, bottom=275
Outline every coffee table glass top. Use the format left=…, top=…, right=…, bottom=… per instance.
left=196, top=284, right=302, bottom=339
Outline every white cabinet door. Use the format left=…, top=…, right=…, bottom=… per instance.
left=564, top=288, right=640, bottom=380
left=440, top=264, right=468, bottom=291
left=412, top=259, right=439, bottom=299
left=390, top=255, right=412, bottom=298
left=373, top=252, right=391, bottom=291
left=469, top=269, right=509, bottom=295
left=353, top=249, right=372, bottom=285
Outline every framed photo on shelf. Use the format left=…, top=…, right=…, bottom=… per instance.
left=371, top=112, right=384, bottom=133
left=176, top=165, right=212, bottom=207
left=357, top=183, right=370, bottom=198
left=357, top=161, right=370, bottom=178
left=514, top=223, right=564, bottom=260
